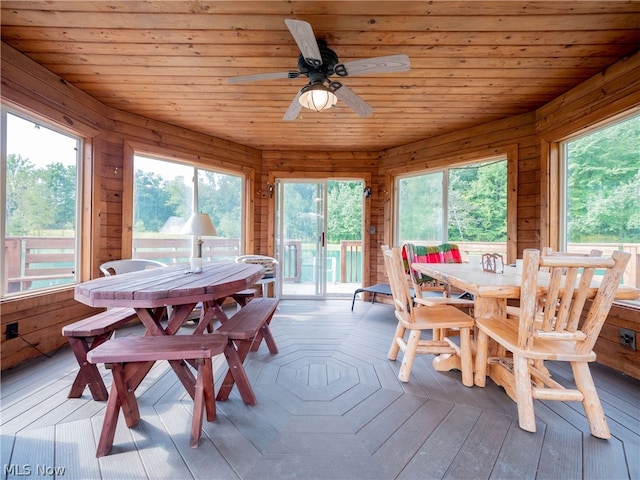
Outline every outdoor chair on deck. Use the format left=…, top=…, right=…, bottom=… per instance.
left=351, top=283, right=416, bottom=311
left=235, top=255, right=279, bottom=299
left=474, top=248, right=630, bottom=438
left=99, top=259, right=166, bottom=276
left=383, top=245, right=474, bottom=385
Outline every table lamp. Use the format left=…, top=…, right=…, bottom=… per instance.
left=181, top=212, right=217, bottom=273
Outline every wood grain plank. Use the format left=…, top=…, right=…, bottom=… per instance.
left=0, top=434, right=15, bottom=474
left=397, top=403, right=481, bottom=480
left=159, top=401, right=241, bottom=479
left=3, top=10, right=638, bottom=32
left=200, top=411, right=262, bottom=478
left=55, top=420, right=101, bottom=479
left=444, top=410, right=512, bottom=479
left=376, top=399, right=456, bottom=478
left=534, top=415, right=583, bottom=480
left=356, top=393, right=429, bottom=453
left=491, top=421, right=546, bottom=480
left=4, top=1, right=638, bottom=16
left=2, top=0, right=638, bottom=155
left=8, top=426, right=55, bottom=477
left=90, top=415, right=148, bottom=479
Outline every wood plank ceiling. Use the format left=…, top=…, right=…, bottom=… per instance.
left=2, top=1, right=639, bottom=152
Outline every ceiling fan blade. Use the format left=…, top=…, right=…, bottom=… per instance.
left=334, top=54, right=410, bottom=77
left=329, top=82, right=373, bottom=118
left=228, top=71, right=298, bottom=84
left=283, top=90, right=303, bottom=121
left=284, top=19, right=322, bottom=68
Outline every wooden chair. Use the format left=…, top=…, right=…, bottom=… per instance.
left=382, top=246, right=474, bottom=386
left=474, top=248, right=630, bottom=438
left=403, top=243, right=474, bottom=312
left=540, top=247, right=603, bottom=271
left=506, top=247, right=603, bottom=320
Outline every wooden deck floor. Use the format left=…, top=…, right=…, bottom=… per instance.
left=1, top=300, right=639, bottom=479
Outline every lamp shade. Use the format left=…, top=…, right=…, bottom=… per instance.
left=298, top=84, right=337, bottom=112
left=180, top=212, right=217, bottom=236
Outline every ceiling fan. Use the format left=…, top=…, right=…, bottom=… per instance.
left=228, top=19, right=410, bottom=121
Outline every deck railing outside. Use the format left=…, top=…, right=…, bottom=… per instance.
left=3, top=236, right=639, bottom=294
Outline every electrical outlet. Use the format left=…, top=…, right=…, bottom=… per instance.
left=619, top=328, right=636, bottom=351
left=6, top=322, right=19, bottom=339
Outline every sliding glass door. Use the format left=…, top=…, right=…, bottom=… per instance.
left=276, top=180, right=327, bottom=299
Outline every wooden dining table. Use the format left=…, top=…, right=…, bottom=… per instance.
left=75, top=261, right=265, bottom=335
left=74, top=261, right=265, bottom=402
left=411, top=262, right=640, bottom=377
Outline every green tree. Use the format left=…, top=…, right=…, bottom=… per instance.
left=449, top=161, right=507, bottom=242
left=5, top=154, right=54, bottom=235
left=327, top=181, right=362, bottom=243
left=134, top=170, right=174, bottom=232
left=398, top=173, right=444, bottom=242
left=567, top=116, right=640, bottom=242
left=41, top=162, right=76, bottom=230
left=198, top=171, right=242, bottom=238
left=164, top=176, right=192, bottom=221
left=397, top=160, right=507, bottom=244
left=282, top=183, right=319, bottom=242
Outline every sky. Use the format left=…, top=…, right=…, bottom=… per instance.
left=7, top=113, right=188, bottom=184
left=5, top=112, right=241, bottom=188
left=7, top=112, right=78, bottom=167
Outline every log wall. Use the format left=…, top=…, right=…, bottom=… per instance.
left=1, top=42, right=639, bottom=377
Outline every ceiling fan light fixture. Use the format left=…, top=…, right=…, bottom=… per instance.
left=298, top=83, right=337, bottom=112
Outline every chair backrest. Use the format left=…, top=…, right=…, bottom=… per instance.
left=403, top=243, right=464, bottom=296
left=519, top=248, right=630, bottom=353
left=99, top=259, right=165, bottom=276
left=235, top=255, right=279, bottom=278
left=382, top=245, right=414, bottom=324
left=539, top=247, right=602, bottom=272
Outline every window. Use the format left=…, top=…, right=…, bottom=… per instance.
left=397, top=170, right=444, bottom=242
left=395, top=159, right=508, bottom=259
left=132, top=155, right=244, bottom=263
left=1, top=110, right=82, bottom=297
left=560, top=113, right=639, bottom=290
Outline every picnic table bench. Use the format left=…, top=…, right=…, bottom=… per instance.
left=87, top=334, right=227, bottom=456
left=62, top=307, right=140, bottom=400
left=213, top=297, right=279, bottom=403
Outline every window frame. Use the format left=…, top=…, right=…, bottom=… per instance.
left=387, top=146, right=518, bottom=263
left=558, top=111, right=639, bottom=251
left=122, top=141, right=254, bottom=260
left=555, top=111, right=639, bottom=300
left=394, top=168, right=446, bottom=243
left=1, top=105, right=89, bottom=298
